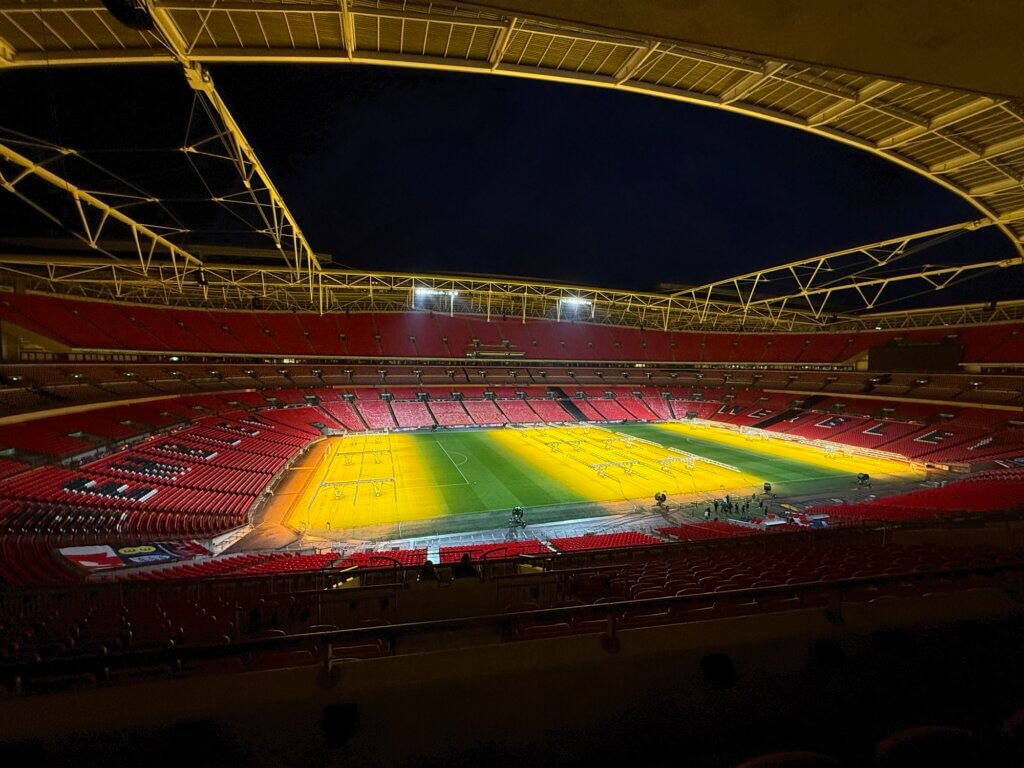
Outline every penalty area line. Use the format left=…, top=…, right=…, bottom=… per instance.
left=436, top=440, right=471, bottom=486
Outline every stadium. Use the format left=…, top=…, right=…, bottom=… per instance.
left=0, top=2, right=1023, bottom=767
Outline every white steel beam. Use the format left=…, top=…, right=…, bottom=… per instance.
left=149, top=3, right=322, bottom=283
left=669, top=218, right=1019, bottom=319
left=0, top=141, right=205, bottom=287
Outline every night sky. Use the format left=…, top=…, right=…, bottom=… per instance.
left=0, top=63, right=1014, bottom=299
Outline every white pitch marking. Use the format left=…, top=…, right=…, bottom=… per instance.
left=436, top=440, right=471, bottom=485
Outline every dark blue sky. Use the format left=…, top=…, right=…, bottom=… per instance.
left=214, top=64, right=988, bottom=291
left=1, top=63, right=1012, bottom=298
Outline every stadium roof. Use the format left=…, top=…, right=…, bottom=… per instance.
left=0, top=0, right=1022, bottom=331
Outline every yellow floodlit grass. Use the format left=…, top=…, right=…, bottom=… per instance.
left=487, top=425, right=750, bottom=500
left=284, top=425, right=756, bottom=531
left=280, top=423, right=922, bottom=533
left=287, top=432, right=445, bottom=530
left=656, top=421, right=918, bottom=478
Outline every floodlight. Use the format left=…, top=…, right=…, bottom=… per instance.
left=559, top=296, right=591, bottom=307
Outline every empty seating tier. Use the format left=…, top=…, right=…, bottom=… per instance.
left=439, top=541, right=549, bottom=563
left=4, top=294, right=1021, bottom=365
left=390, top=401, right=435, bottom=429
left=808, top=469, right=1024, bottom=522
left=496, top=399, right=543, bottom=424
left=356, top=400, right=397, bottom=430
left=427, top=400, right=473, bottom=426
left=548, top=532, right=664, bottom=552
left=335, top=549, right=429, bottom=568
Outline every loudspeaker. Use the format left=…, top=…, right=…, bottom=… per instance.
left=101, top=0, right=154, bottom=32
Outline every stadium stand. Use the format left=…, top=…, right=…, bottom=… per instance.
left=0, top=359, right=1019, bottom=418
left=262, top=388, right=306, bottom=405
left=0, top=457, right=27, bottom=480
left=335, top=549, right=429, bottom=568
left=390, top=400, right=435, bottom=429
left=439, top=540, right=549, bottom=562
left=0, top=425, right=93, bottom=458
left=810, top=469, right=1024, bottom=522
left=496, top=399, right=543, bottom=424
left=355, top=399, right=397, bottom=430
left=260, top=405, right=337, bottom=434
left=463, top=399, right=508, bottom=426
left=639, top=390, right=673, bottom=419
left=549, top=532, right=664, bottom=552
left=527, top=398, right=573, bottom=422
left=319, top=400, right=367, bottom=431
left=615, top=394, right=659, bottom=420
left=572, top=399, right=603, bottom=421
left=4, top=294, right=1024, bottom=366
left=670, top=400, right=721, bottom=420
left=1, top=300, right=1023, bottom=760
left=5, top=12, right=1024, bottom=765
left=588, top=397, right=633, bottom=421
left=105, top=552, right=301, bottom=581
left=426, top=399, right=473, bottom=426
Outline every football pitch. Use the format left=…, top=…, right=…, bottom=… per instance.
left=281, top=422, right=923, bottom=534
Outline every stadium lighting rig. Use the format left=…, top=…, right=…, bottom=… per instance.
left=560, top=296, right=592, bottom=307
left=412, top=286, right=460, bottom=314
left=0, top=0, right=1022, bottom=332
left=558, top=295, right=595, bottom=321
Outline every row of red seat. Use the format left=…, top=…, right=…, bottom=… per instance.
left=356, top=400, right=396, bottom=429
left=808, top=469, right=1024, bottom=522
left=547, top=532, right=664, bottom=552
left=0, top=406, right=335, bottom=541
left=0, top=457, right=28, bottom=480
left=141, top=439, right=285, bottom=473
left=0, top=504, right=241, bottom=540
left=707, top=397, right=1024, bottom=464
left=335, top=549, right=429, bottom=568
left=2, top=362, right=1019, bottom=424
left=390, top=401, right=434, bottom=428
left=0, top=395, right=248, bottom=458
left=0, top=466, right=250, bottom=516
left=319, top=401, right=368, bottom=431
left=3, top=379, right=1019, bottom=459
left=427, top=400, right=474, bottom=426
left=105, top=551, right=343, bottom=581
left=528, top=399, right=573, bottom=422
left=462, top=399, right=508, bottom=425
left=588, top=398, right=634, bottom=421
left=536, top=541, right=1015, bottom=623
left=4, top=292, right=1023, bottom=363
left=438, top=541, right=550, bottom=563
left=85, top=456, right=270, bottom=496
left=111, top=552, right=293, bottom=581
left=240, top=552, right=338, bottom=574
left=497, top=399, right=544, bottom=424
left=258, top=405, right=339, bottom=435
left=615, top=395, right=660, bottom=420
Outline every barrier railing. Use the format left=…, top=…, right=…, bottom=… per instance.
left=2, top=556, right=1021, bottom=698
